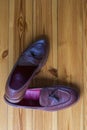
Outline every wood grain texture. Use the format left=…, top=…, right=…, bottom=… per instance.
left=83, top=0, right=87, bottom=130
left=58, top=1, right=83, bottom=130
left=0, top=0, right=86, bottom=130
left=0, top=0, right=8, bottom=130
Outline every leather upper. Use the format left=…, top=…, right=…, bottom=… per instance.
left=39, top=87, right=79, bottom=109
left=18, top=40, right=47, bottom=66
left=4, top=39, right=49, bottom=103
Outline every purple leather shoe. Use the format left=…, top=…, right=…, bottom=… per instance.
left=4, top=39, right=49, bottom=103
left=4, top=85, right=79, bottom=111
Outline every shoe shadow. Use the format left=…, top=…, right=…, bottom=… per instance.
left=30, top=77, right=81, bottom=95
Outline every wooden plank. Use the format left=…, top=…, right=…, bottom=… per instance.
left=25, top=0, right=33, bottom=130
left=83, top=0, right=87, bottom=130
left=32, top=1, right=52, bottom=130
left=8, top=0, right=33, bottom=130
left=32, top=0, right=58, bottom=130
left=0, top=0, right=8, bottom=129
left=51, top=1, right=58, bottom=130
left=58, top=0, right=83, bottom=130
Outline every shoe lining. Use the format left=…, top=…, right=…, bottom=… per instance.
left=9, top=65, right=37, bottom=90
left=17, top=89, right=41, bottom=106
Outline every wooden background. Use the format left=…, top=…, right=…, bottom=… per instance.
left=0, top=0, right=86, bottom=130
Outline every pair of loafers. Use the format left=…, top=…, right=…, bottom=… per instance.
left=4, top=39, right=79, bottom=111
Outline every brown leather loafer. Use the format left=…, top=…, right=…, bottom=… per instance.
left=4, top=85, right=79, bottom=111
left=4, top=39, right=49, bottom=103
